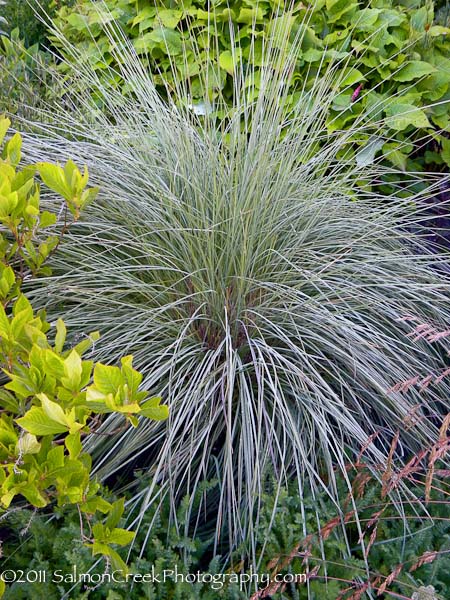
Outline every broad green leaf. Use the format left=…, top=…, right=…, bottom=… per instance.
left=39, top=210, right=57, bottom=228
left=44, top=350, right=66, bottom=379
left=3, top=133, right=22, bottom=167
left=0, top=116, right=11, bottom=146
left=16, top=407, right=69, bottom=436
left=106, top=497, right=125, bottom=530
left=65, top=432, right=83, bottom=458
left=11, top=308, right=33, bottom=338
left=442, top=137, right=450, bottom=168
left=66, top=12, right=89, bottom=31
left=63, top=349, right=83, bottom=389
left=39, top=393, right=68, bottom=426
left=383, top=143, right=408, bottom=171
left=107, top=528, right=135, bottom=546
left=140, top=396, right=169, bottom=421
left=55, top=318, right=67, bottom=353
left=237, top=7, right=265, bottom=24
left=155, top=8, right=183, bottom=29
left=302, top=48, right=323, bottom=63
left=37, top=162, right=71, bottom=201
left=93, top=363, right=123, bottom=394
left=393, top=61, right=436, bottom=82
left=0, top=305, right=11, bottom=338
left=355, top=136, right=384, bottom=167
left=427, top=25, right=450, bottom=37
left=20, top=484, right=48, bottom=508
left=219, top=51, right=236, bottom=76
left=86, top=387, right=108, bottom=411
left=385, top=103, right=431, bottom=131
left=354, top=8, right=380, bottom=31
left=340, top=68, right=365, bottom=87
left=81, top=496, right=112, bottom=514
left=148, top=27, right=183, bottom=55
left=120, top=355, right=142, bottom=395
left=46, top=444, right=65, bottom=470
left=17, top=432, right=41, bottom=455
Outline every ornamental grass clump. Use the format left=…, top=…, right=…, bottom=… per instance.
left=21, top=2, right=450, bottom=557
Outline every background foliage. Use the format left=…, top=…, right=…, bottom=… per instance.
left=0, top=119, right=168, bottom=597
left=51, top=0, right=450, bottom=172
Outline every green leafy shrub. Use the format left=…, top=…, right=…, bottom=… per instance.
left=0, top=1, right=72, bottom=47
left=51, top=0, right=450, bottom=171
left=0, top=29, right=60, bottom=117
left=21, top=6, right=450, bottom=561
left=0, top=117, right=168, bottom=596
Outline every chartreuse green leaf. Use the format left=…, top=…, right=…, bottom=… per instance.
left=40, top=393, right=68, bottom=426
left=0, top=116, right=11, bottom=146
left=53, top=318, right=67, bottom=353
left=219, top=50, right=237, bottom=76
left=17, top=432, right=41, bottom=455
left=120, top=355, right=142, bottom=395
left=16, top=406, right=69, bottom=436
left=93, top=362, right=123, bottom=394
left=0, top=120, right=165, bottom=576
left=140, top=396, right=169, bottom=421
left=155, top=8, right=183, bottom=29
left=81, top=495, right=112, bottom=514
left=62, top=349, right=83, bottom=390
left=37, top=162, right=72, bottom=200
left=2, top=132, right=22, bottom=167
left=106, top=497, right=125, bottom=529
left=65, top=432, right=82, bottom=458
left=0, top=265, right=15, bottom=298
left=0, top=304, right=11, bottom=338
